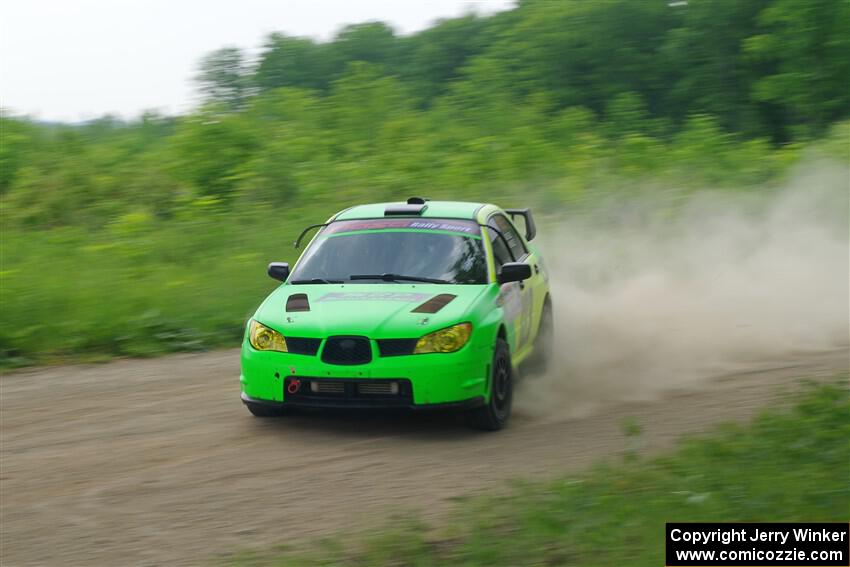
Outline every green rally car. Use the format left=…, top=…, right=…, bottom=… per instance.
left=240, top=198, right=553, bottom=430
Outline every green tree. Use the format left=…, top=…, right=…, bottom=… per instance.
left=326, top=62, right=411, bottom=156
left=660, top=0, right=771, bottom=135
left=0, top=116, right=41, bottom=194
left=396, top=14, right=490, bottom=104
left=474, top=0, right=675, bottom=113
left=194, top=47, right=253, bottom=111
left=254, top=34, right=330, bottom=92
left=166, top=113, right=259, bottom=199
left=744, top=0, right=850, bottom=138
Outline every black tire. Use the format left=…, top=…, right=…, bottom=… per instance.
left=526, top=300, right=554, bottom=375
left=467, top=338, right=513, bottom=431
left=245, top=401, right=286, bottom=418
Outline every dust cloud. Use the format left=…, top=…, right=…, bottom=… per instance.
left=517, top=162, right=849, bottom=418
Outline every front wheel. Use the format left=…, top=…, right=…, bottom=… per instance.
left=466, top=338, right=513, bottom=431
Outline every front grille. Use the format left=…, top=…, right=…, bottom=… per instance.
left=376, top=338, right=418, bottom=357
left=321, top=336, right=372, bottom=365
left=357, top=381, right=401, bottom=396
left=310, top=380, right=345, bottom=395
left=285, top=337, right=321, bottom=355
left=285, top=377, right=412, bottom=406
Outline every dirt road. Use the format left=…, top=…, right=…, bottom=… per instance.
left=1, top=348, right=846, bottom=566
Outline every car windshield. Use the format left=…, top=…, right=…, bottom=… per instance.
left=290, top=219, right=488, bottom=284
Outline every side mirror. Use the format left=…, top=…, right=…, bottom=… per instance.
left=497, top=262, right=532, bottom=284
left=267, top=262, right=290, bottom=282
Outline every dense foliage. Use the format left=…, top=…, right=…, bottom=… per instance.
left=0, top=0, right=847, bottom=364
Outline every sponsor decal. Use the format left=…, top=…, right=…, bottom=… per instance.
left=318, top=292, right=432, bottom=302
left=324, top=219, right=478, bottom=235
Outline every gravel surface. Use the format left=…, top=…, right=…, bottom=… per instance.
left=1, top=348, right=846, bottom=566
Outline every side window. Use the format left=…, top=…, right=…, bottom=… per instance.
left=487, top=226, right=513, bottom=269
left=491, top=214, right=526, bottom=260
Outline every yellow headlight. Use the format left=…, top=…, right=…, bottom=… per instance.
left=414, top=323, right=472, bottom=354
left=249, top=319, right=288, bottom=352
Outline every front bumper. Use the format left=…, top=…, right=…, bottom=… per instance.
left=241, top=392, right=484, bottom=411
left=240, top=337, right=491, bottom=407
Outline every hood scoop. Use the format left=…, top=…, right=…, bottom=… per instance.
left=286, top=293, right=310, bottom=312
left=411, top=293, right=456, bottom=314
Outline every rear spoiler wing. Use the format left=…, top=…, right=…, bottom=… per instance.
left=504, top=208, right=537, bottom=241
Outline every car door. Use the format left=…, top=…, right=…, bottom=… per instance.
left=487, top=213, right=537, bottom=354
left=499, top=212, right=548, bottom=342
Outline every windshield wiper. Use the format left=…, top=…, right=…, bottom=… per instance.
left=348, top=273, right=450, bottom=284
left=290, top=278, right=344, bottom=284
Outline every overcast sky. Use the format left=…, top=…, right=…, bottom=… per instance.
left=0, top=0, right=514, bottom=122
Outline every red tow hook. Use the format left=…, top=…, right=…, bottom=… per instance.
left=287, top=379, right=301, bottom=395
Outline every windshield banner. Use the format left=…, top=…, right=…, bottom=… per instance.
left=324, top=219, right=479, bottom=235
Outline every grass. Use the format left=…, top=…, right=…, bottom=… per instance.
left=0, top=204, right=326, bottom=366
left=225, top=379, right=849, bottom=566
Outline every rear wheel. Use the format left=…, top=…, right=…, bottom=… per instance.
left=245, top=401, right=286, bottom=418
left=467, top=338, right=513, bottom=431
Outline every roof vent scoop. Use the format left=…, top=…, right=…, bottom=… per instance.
left=384, top=202, right=428, bottom=216
left=407, top=197, right=429, bottom=204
